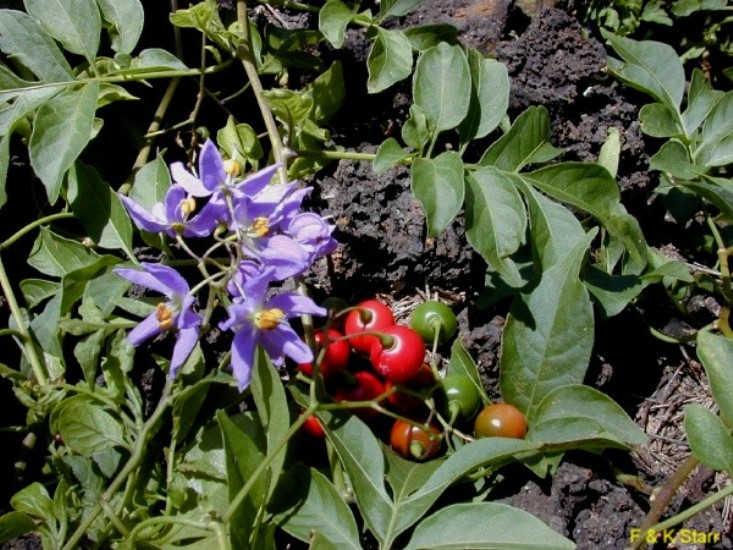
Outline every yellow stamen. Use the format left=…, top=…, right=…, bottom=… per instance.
left=251, top=216, right=270, bottom=237
left=180, top=196, right=197, bottom=215
left=155, top=303, right=175, bottom=331
left=223, top=158, right=243, bottom=177
left=255, top=308, right=285, bottom=330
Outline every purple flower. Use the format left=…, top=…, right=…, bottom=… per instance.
left=120, top=184, right=213, bottom=238
left=114, top=263, right=201, bottom=379
left=219, top=267, right=326, bottom=390
left=287, top=212, right=338, bottom=259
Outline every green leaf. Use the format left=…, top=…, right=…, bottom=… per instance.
left=24, top=0, right=101, bottom=62
left=0, top=511, right=35, bottom=543
left=367, top=28, right=413, bottom=94
left=0, top=88, right=60, bottom=136
left=116, top=48, right=188, bottom=74
left=672, top=0, right=727, bottom=17
left=479, top=106, right=560, bottom=171
left=384, top=445, right=444, bottom=499
left=696, top=91, right=733, bottom=167
left=683, top=69, right=723, bottom=137
left=217, top=411, right=266, bottom=550
left=603, top=30, right=685, bottom=110
left=413, top=43, right=470, bottom=133
left=50, top=396, right=126, bottom=455
left=529, top=385, right=646, bottom=447
left=318, top=0, right=356, bottom=49
left=678, top=179, right=733, bottom=220
left=379, top=0, right=422, bottom=20
left=273, top=464, right=361, bottom=549
left=500, top=231, right=596, bottom=420
left=130, top=155, right=171, bottom=211
left=403, top=24, right=458, bottom=51
left=401, top=103, right=431, bottom=154
left=685, top=405, right=733, bottom=474
left=20, top=278, right=60, bottom=308
left=217, top=116, right=263, bottom=165
left=74, top=329, right=106, bottom=386
left=640, top=103, right=682, bottom=138
left=84, top=267, right=131, bottom=317
left=696, top=331, right=733, bottom=425
left=459, top=48, right=509, bottom=143
left=317, top=411, right=393, bottom=542
left=512, top=175, right=586, bottom=271
left=447, top=340, right=489, bottom=404
left=250, top=348, right=290, bottom=500
left=96, top=0, right=144, bottom=54
left=60, top=255, right=122, bottom=314
left=525, top=163, right=647, bottom=273
left=0, top=10, right=73, bottom=81
left=374, top=137, right=409, bottom=174
left=68, top=161, right=134, bottom=257
left=310, top=61, right=345, bottom=124
left=29, top=81, right=99, bottom=204
left=169, top=0, right=231, bottom=52
left=405, top=502, right=575, bottom=550
left=465, top=167, right=526, bottom=284
left=650, top=140, right=706, bottom=180
left=28, top=227, right=100, bottom=278
left=10, top=482, right=53, bottom=520
left=0, top=133, right=8, bottom=209
left=393, top=438, right=538, bottom=536
left=582, top=267, right=645, bottom=318
left=410, top=151, right=464, bottom=237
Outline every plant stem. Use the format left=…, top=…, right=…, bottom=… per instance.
left=121, top=77, right=181, bottom=195
left=0, top=254, right=48, bottom=385
left=631, top=455, right=700, bottom=550
left=61, top=381, right=174, bottom=550
left=297, top=149, right=379, bottom=162
left=223, top=405, right=316, bottom=522
left=236, top=0, right=288, bottom=184
left=0, top=212, right=75, bottom=251
left=647, top=482, right=733, bottom=534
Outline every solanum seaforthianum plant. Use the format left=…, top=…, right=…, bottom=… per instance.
left=1, top=0, right=720, bottom=548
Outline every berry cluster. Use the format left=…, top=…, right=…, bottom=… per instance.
left=299, top=297, right=528, bottom=461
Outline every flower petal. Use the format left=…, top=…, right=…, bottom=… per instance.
left=119, top=195, right=169, bottom=233
left=231, top=326, right=258, bottom=390
left=171, top=162, right=210, bottom=197
left=267, top=292, right=327, bottom=318
left=127, top=312, right=161, bottom=346
left=199, top=139, right=226, bottom=192
left=261, top=324, right=313, bottom=365
left=114, top=263, right=189, bottom=297
left=236, top=164, right=280, bottom=197
left=258, top=235, right=310, bottom=279
left=170, top=325, right=200, bottom=378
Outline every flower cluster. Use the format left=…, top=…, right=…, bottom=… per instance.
left=115, top=140, right=336, bottom=389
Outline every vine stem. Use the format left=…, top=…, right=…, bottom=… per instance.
left=646, top=482, right=733, bottom=536
left=223, top=405, right=316, bottom=522
left=0, top=212, right=76, bottom=251
left=631, top=454, right=700, bottom=550
left=61, top=381, right=174, bottom=550
left=236, top=0, right=288, bottom=185
left=0, top=254, right=48, bottom=385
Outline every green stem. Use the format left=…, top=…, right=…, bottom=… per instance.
left=0, top=212, right=75, bottom=251
left=61, top=381, right=174, bottom=550
left=223, top=405, right=316, bottom=522
left=631, top=455, right=700, bottom=550
left=297, top=149, right=379, bottom=162
left=121, top=77, right=181, bottom=195
left=0, top=254, right=48, bottom=385
left=236, top=0, right=288, bottom=184
left=647, top=482, right=733, bottom=534
left=0, top=328, right=25, bottom=340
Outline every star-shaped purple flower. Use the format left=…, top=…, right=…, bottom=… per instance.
left=114, top=263, right=201, bottom=379
left=219, top=266, right=326, bottom=390
left=120, top=184, right=214, bottom=238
